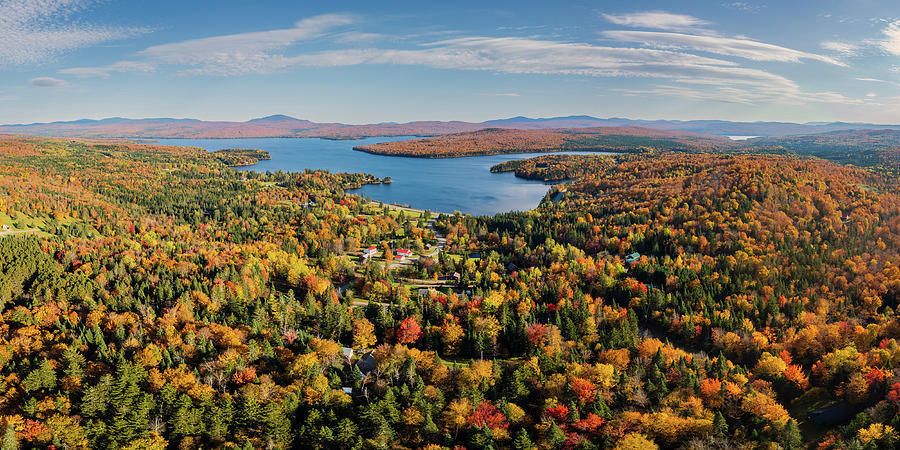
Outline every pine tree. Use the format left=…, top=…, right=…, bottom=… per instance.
left=779, top=419, right=802, bottom=450
left=333, top=418, right=358, bottom=448
left=206, top=405, right=231, bottom=442
left=22, top=358, right=57, bottom=393
left=1, top=425, right=17, bottom=450
left=63, top=345, right=86, bottom=380
left=712, top=412, right=728, bottom=438
left=544, top=422, right=566, bottom=448
left=567, top=401, right=580, bottom=423
left=512, top=429, right=534, bottom=450
left=470, top=425, right=495, bottom=449
left=109, top=360, right=150, bottom=446
left=588, top=394, right=609, bottom=420
left=172, top=393, right=203, bottom=438
left=422, top=413, right=439, bottom=440
left=238, top=396, right=262, bottom=432
left=81, top=375, right=113, bottom=418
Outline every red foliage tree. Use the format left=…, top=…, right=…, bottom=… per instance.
left=467, top=401, right=509, bottom=431
left=232, top=367, right=256, bottom=385
left=546, top=404, right=570, bottom=423
left=397, top=317, right=423, bottom=344
left=574, top=413, right=606, bottom=434
left=525, top=323, right=548, bottom=347
left=571, top=378, right=597, bottom=404
left=888, top=382, right=900, bottom=407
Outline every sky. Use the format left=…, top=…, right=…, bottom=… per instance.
left=1, top=0, right=900, bottom=125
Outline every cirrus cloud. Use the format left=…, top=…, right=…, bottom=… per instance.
left=821, top=41, right=860, bottom=56
left=603, top=30, right=845, bottom=66
left=138, top=14, right=354, bottom=72
left=0, top=0, right=149, bottom=67
left=56, top=12, right=865, bottom=109
left=60, top=60, right=157, bottom=78
left=602, top=11, right=710, bottom=31
left=30, top=77, right=68, bottom=87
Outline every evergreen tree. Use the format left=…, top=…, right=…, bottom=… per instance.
left=512, top=429, right=534, bottom=450
left=335, top=418, right=359, bottom=448
left=713, top=412, right=728, bottom=439
left=422, top=413, right=439, bottom=440
left=1, top=425, right=16, bottom=450
left=22, top=358, right=57, bottom=393
left=779, top=420, right=803, bottom=450
left=263, top=400, right=292, bottom=445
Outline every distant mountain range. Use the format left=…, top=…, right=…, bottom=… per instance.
left=2, top=114, right=900, bottom=139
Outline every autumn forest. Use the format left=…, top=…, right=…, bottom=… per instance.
left=0, top=131, right=897, bottom=450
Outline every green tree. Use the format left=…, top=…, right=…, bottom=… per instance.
left=513, top=429, right=534, bottom=450
left=1, top=425, right=17, bottom=450
left=22, top=358, right=57, bottom=393
left=544, top=422, right=566, bottom=448
left=713, top=412, right=728, bottom=438
left=779, top=420, right=803, bottom=450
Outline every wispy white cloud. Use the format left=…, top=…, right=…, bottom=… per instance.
left=721, top=2, right=765, bottom=12
left=0, top=0, right=149, bottom=67
left=60, top=60, right=156, bottom=78
left=138, top=14, right=353, bottom=76
left=601, top=11, right=710, bottom=31
left=332, top=31, right=386, bottom=44
left=614, top=83, right=863, bottom=106
left=821, top=41, right=860, bottom=56
left=855, top=77, right=900, bottom=88
left=603, top=30, right=845, bottom=66
left=275, top=37, right=796, bottom=91
left=30, top=77, right=68, bottom=87
left=53, top=12, right=867, bottom=110
left=614, top=85, right=758, bottom=105
left=879, top=20, right=900, bottom=55
left=265, top=37, right=856, bottom=107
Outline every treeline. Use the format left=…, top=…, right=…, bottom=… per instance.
left=354, top=127, right=733, bottom=158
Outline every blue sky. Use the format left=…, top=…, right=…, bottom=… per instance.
left=1, top=0, right=899, bottom=124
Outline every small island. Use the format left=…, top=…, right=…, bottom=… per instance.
left=490, top=153, right=618, bottom=181
left=212, top=148, right=271, bottom=166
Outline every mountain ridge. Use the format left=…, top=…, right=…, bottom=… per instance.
left=3, top=114, right=900, bottom=139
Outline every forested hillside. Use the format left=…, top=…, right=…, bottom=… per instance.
left=0, top=135, right=897, bottom=449
left=353, top=127, right=733, bottom=158
left=740, top=130, right=900, bottom=172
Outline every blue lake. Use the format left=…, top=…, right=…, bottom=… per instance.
left=154, top=137, right=602, bottom=216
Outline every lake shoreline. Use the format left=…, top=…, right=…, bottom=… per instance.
left=152, top=137, right=602, bottom=216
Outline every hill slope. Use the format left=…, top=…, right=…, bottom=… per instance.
left=353, top=127, right=734, bottom=157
